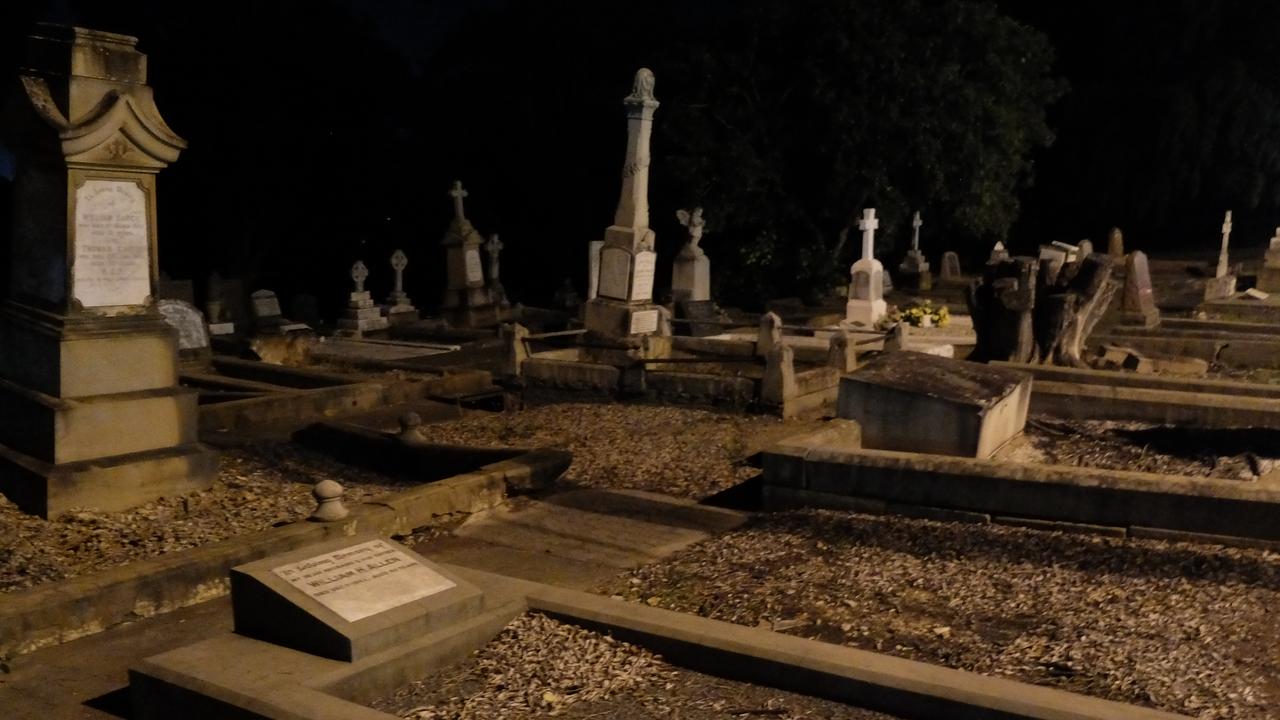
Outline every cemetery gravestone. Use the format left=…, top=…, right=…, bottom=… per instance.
left=672, top=207, right=711, bottom=302
left=485, top=234, right=509, bottom=308
left=1107, top=227, right=1125, bottom=258
left=158, top=299, right=212, bottom=370
left=383, top=249, right=419, bottom=325
left=897, top=211, right=932, bottom=290
left=1121, top=250, right=1160, bottom=328
left=251, top=289, right=309, bottom=334
left=205, top=273, right=235, bottom=336
left=337, top=260, right=389, bottom=336
left=845, top=208, right=887, bottom=327
left=0, top=25, right=217, bottom=517
left=440, top=181, right=498, bottom=327
left=1205, top=211, right=1237, bottom=300
left=939, top=251, right=962, bottom=284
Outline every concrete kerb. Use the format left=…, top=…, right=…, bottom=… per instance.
left=0, top=447, right=569, bottom=660
left=131, top=562, right=1189, bottom=720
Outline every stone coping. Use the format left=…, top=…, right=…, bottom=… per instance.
left=992, top=361, right=1280, bottom=398
left=130, top=563, right=1188, bottom=720
left=0, top=445, right=569, bottom=659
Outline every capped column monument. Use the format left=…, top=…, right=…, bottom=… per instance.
left=584, top=68, right=664, bottom=338
left=0, top=25, right=217, bottom=517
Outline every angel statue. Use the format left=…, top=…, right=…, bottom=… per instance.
left=676, top=207, right=706, bottom=252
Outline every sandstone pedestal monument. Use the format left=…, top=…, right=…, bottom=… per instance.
left=672, top=207, right=710, bottom=302
left=583, top=69, right=666, bottom=342
left=440, top=181, right=498, bottom=328
left=336, top=261, right=389, bottom=337
left=0, top=26, right=217, bottom=517
left=844, top=208, right=887, bottom=328
left=897, top=211, right=932, bottom=290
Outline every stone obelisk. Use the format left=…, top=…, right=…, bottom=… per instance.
left=584, top=68, right=664, bottom=338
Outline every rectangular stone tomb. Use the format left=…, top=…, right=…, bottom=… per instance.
left=836, top=352, right=1032, bottom=458
left=230, top=534, right=483, bottom=662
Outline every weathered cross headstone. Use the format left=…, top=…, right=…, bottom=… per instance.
left=939, top=251, right=962, bottom=284
left=672, top=206, right=711, bottom=302
left=0, top=25, right=217, bottom=517
left=583, top=69, right=666, bottom=338
left=1121, top=250, right=1160, bottom=328
left=440, top=181, right=498, bottom=327
left=897, top=211, right=932, bottom=290
left=1205, top=210, right=1238, bottom=300
left=337, top=260, right=389, bottom=337
left=1258, top=227, right=1280, bottom=292
left=845, top=208, right=887, bottom=327
left=485, top=233, right=509, bottom=308
left=383, top=249, right=419, bottom=325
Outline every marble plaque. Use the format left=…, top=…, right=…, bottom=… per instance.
left=630, top=309, right=660, bottom=334
left=73, top=179, right=151, bottom=308
left=465, top=248, right=484, bottom=284
left=598, top=247, right=632, bottom=300
left=632, top=250, right=656, bottom=302
left=272, top=538, right=456, bottom=623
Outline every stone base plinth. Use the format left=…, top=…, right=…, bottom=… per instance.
left=336, top=305, right=390, bottom=336
left=384, top=303, right=420, bottom=326
left=583, top=298, right=665, bottom=337
left=844, top=298, right=887, bottom=328
left=1203, top=274, right=1237, bottom=301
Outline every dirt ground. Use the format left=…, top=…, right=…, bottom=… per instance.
left=369, top=612, right=900, bottom=720
left=597, top=509, right=1280, bottom=720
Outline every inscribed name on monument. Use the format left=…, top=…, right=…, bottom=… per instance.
left=598, top=247, right=632, bottom=300
left=73, top=180, right=150, bottom=308
left=464, top=249, right=484, bottom=284
left=272, top=539, right=456, bottom=622
left=631, top=250, right=656, bottom=302
left=629, top=308, right=659, bottom=334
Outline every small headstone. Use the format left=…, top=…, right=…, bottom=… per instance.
left=553, top=277, right=581, bottom=310
left=1121, top=250, right=1160, bottom=328
left=1107, top=227, right=1125, bottom=257
left=484, top=234, right=509, bottom=308
left=939, top=251, right=962, bottom=284
left=251, top=289, right=309, bottom=334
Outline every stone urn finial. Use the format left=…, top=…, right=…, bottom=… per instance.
left=310, top=479, right=348, bottom=522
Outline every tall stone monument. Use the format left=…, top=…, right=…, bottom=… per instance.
left=672, top=206, right=710, bottom=302
left=845, top=208, right=887, bottom=328
left=584, top=68, right=664, bottom=338
left=1258, top=227, right=1280, bottom=292
left=1204, top=210, right=1237, bottom=300
left=897, top=211, right=931, bottom=290
left=440, top=181, right=497, bottom=327
left=0, top=26, right=217, bottom=517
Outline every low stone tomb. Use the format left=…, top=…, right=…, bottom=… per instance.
left=230, top=534, right=483, bottom=662
left=836, top=351, right=1032, bottom=458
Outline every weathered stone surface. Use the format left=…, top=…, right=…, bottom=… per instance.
left=1121, top=250, right=1160, bottom=327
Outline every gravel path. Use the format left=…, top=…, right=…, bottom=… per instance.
left=598, top=510, right=1280, bottom=719
left=0, top=445, right=418, bottom=593
left=425, top=402, right=803, bottom=499
left=370, top=612, right=900, bottom=719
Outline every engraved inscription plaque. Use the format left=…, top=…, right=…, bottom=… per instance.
left=73, top=180, right=151, bottom=308
left=631, top=250, right=656, bottom=302
left=598, top=247, right=632, bottom=300
left=629, top=308, right=660, bottom=334
left=272, top=539, right=456, bottom=622
left=464, top=249, right=484, bottom=285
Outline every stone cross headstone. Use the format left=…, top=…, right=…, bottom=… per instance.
left=1121, top=250, right=1160, bottom=328
left=898, top=210, right=931, bottom=289
left=485, top=233, right=508, bottom=307
left=845, top=208, right=887, bottom=327
left=338, top=260, right=388, bottom=337
left=1107, top=228, right=1124, bottom=257
left=449, top=180, right=468, bottom=221
left=584, top=68, right=665, bottom=337
left=0, top=25, right=218, bottom=517
left=673, top=206, right=711, bottom=302
left=351, top=261, right=369, bottom=293
left=390, top=250, right=408, bottom=295
left=911, top=211, right=923, bottom=251
left=384, top=249, right=418, bottom=324
left=1217, top=210, right=1233, bottom=278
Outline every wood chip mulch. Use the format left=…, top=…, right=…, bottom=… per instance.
left=369, top=612, right=900, bottom=719
left=598, top=509, right=1280, bottom=719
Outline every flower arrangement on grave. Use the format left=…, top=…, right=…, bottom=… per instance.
left=890, top=300, right=950, bottom=328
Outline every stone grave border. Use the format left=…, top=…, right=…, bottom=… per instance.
left=760, top=427, right=1280, bottom=548
left=1097, top=317, right=1280, bottom=369
left=0, top=441, right=570, bottom=659
left=129, top=563, right=1188, bottom=720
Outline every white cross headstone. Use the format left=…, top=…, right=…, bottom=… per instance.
left=390, top=250, right=408, bottom=294
left=858, top=208, right=879, bottom=260
left=485, top=233, right=503, bottom=283
left=911, top=211, right=922, bottom=252
left=448, top=181, right=469, bottom=222
left=351, top=261, right=369, bottom=293
left=1217, top=210, right=1233, bottom=278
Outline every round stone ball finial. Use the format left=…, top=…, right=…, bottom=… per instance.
left=310, top=478, right=349, bottom=522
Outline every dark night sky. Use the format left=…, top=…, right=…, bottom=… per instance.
left=3, top=0, right=1279, bottom=310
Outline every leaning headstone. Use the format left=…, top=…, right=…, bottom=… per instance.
left=440, top=181, right=498, bottom=327
left=229, top=534, right=483, bottom=662
left=583, top=69, right=665, bottom=338
left=1121, top=250, right=1160, bottom=328
left=337, top=261, right=389, bottom=337
left=897, top=211, right=932, bottom=290
left=0, top=25, right=217, bottom=517
left=939, top=251, right=962, bottom=284
left=837, top=352, right=1032, bottom=458
left=1259, top=227, right=1280, bottom=292
left=1107, top=227, right=1125, bottom=258
left=845, top=208, right=887, bottom=328
left=383, top=249, right=419, bottom=325
left=251, top=289, right=309, bottom=334
left=158, top=299, right=212, bottom=370
left=1205, top=210, right=1237, bottom=300
left=672, top=206, right=711, bottom=302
